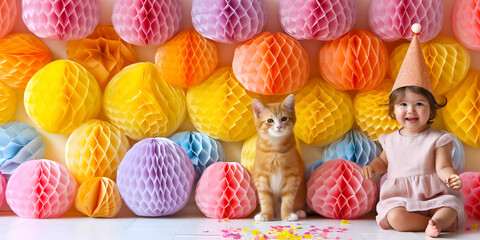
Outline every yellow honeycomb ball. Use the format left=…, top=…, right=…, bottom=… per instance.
left=155, top=29, right=219, bottom=88
left=187, top=67, right=258, bottom=142
left=75, top=177, right=122, bottom=218
left=66, top=119, right=130, bottom=184
left=442, top=70, right=480, bottom=148
left=294, top=78, right=354, bottom=146
left=389, top=36, right=470, bottom=96
left=103, top=62, right=186, bottom=140
left=24, top=60, right=102, bottom=134
left=0, top=82, right=16, bottom=125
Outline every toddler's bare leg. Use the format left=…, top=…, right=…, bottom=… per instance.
left=387, top=207, right=429, bottom=232
left=425, top=207, right=458, bottom=237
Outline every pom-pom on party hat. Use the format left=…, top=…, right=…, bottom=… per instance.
left=392, top=24, right=433, bottom=94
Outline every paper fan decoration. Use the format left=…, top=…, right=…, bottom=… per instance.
left=0, top=82, right=16, bottom=125
left=103, top=62, right=186, bottom=140
left=460, top=172, right=480, bottom=219
left=279, top=0, right=357, bottom=41
left=187, top=67, right=258, bottom=142
left=169, top=131, right=226, bottom=182
left=24, top=60, right=102, bottom=134
left=75, top=177, right=122, bottom=218
left=307, top=158, right=377, bottom=219
left=441, top=71, right=480, bottom=148
left=155, top=29, right=219, bottom=88
left=195, top=162, right=257, bottom=219
left=452, top=0, right=480, bottom=50
left=0, top=122, right=46, bottom=175
left=354, top=80, right=401, bottom=141
left=294, top=78, right=354, bottom=146
left=232, top=32, right=310, bottom=95
left=22, top=0, right=99, bottom=40
left=0, top=0, right=16, bottom=39
left=112, top=0, right=182, bottom=46
left=319, top=29, right=388, bottom=91
left=65, top=119, right=130, bottom=184
left=368, top=0, right=443, bottom=42
left=389, top=36, right=470, bottom=96
left=0, top=173, right=5, bottom=208
left=6, top=159, right=77, bottom=219
left=67, top=26, right=138, bottom=91
left=323, top=130, right=381, bottom=167
left=116, top=138, right=194, bottom=217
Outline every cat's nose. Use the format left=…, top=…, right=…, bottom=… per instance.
left=276, top=125, right=282, bottom=129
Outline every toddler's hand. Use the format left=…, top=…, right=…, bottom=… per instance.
left=362, top=165, right=374, bottom=179
left=444, top=175, right=462, bottom=190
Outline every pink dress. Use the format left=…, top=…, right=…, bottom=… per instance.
left=376, top=127, right=466, bottom=229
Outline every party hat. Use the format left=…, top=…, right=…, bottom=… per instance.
left=391, top=24, right=433, bottom=93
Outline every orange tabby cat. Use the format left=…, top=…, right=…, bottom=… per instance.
left=252, top=94, right=306, bottom=222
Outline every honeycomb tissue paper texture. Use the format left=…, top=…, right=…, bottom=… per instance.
left=0, top=0, right=16, bottom=39
left=460, top=172, right=480, bottom=219
left=452, top=0, right=480, bottom=50
left=0, top=82, right=16, bottom=125
left=0, top=173, right=5, bottom=207
left=75, top=177, right=122, bottom=218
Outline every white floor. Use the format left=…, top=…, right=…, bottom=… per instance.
left=0, top=204, right=479, bottom=240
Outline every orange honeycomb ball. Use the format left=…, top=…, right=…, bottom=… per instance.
left=0, top=82, right=16, bottom=125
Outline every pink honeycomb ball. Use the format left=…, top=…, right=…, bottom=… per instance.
left=452, top=0, right=480, bottom=50
left=460, top=172, right=480, bottom=219
left=6, top=160, right=77, bottom=218
left=0, top=0, right=16, bottom=39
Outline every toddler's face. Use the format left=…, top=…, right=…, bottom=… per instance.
left=393, top=88, right=431, bottom=135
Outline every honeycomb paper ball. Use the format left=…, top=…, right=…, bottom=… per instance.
left=368, top=0, right=443, bottom=42
left=155, top=29, right=219, bottom=88
left=24, top=60, right=102, bottom=134
left=191, top=0, right=266, bottom=43
left=0, top=122, right=46, bottom=175
left=103, top=62, right=186, bottom=140
left=323, top=130, right=381, bottom=167
left=441, top=71, right=480, bottom=148
left=75, top=177, right=122, bottom=218
left=232, top=32, right=310, bottom=95
left=354, top=80, right=401, bottom=141
left=67, top=26, right=138, bottom=91
left=0, top=82, right=16, bottom=125
left=116, top=138, right=194, bottom=217
left=460, top=172, right=480, bottom=219
left=319, top=29, right=388, bottom=91
left=0, top=33, right=51, bottom=90
left=195, top=162, right=257, bottom=219
left=279, top=0, right=357, bottom=41
left=0, top=173, right=5, bottom=207
left=294, top=78, right=354, bottom=146
left=389, top=36, right=470, bottom=96
left=6, top=159, right=77, bottom=219
left=452, top=0, right=480, bottom=50
left=0, top=0, right=16, bottom=39
left=169, top=131, right=226, bottom=182
left=22, top=0, right=100, bottom=40
left=307, top=158, right=377, bottom=219
left=65, top=119, right=130, bottom=184
left=305, top=160, right=325, bottom=180
left=112, top=0, right=182, bottom=46
left=187, top=67, right=258, bottom=142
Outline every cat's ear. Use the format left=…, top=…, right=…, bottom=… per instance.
left=282, top=94, right=295, bottom=112
left=252, top=98, right=267, bottom=118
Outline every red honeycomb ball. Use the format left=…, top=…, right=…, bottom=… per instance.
left=460, top=172, right=480, bottom=219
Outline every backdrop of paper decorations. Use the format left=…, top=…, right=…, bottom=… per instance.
left=354, top=80, right=401, bottom=141
left=307, top=159, right=377, bottom=219
left=24, top=60, right=102, bottom=134
left=0, top=0, right=16, bottom=39
left=460, top=172, right=480, bottom=219
left=0, top=122, right=46, bottom=175
left=294, top=78, right=354, bottom=146
left=22, top=0, right=99, bottom=40
left=232, top=32, right=310, bottom=95
left=169, top=131, right=226, bottom=182
left=279, top=0, right=357, bottom=41
left=0, top=173, right=5, bottom=207
left=6, top=160, right=77, bottom=219
left=191, top=0, right=266, bottom=43
left=319, top=29, right=388, bottom=91
left=389, top=36, right=470, bottom=96
left=75, top=177, right=122, bottom=218
left=65, top=120, right=130, bottom=184
left=440, top=130, right=466, bottom=173
left=103, top=62, right=186, bottom=140
left=187, top=67, right=258, bottom=142
left=305, top=160, right=325, bottom=180
left=67, top=26, right=138, bottom=91
left=195, top=162, right=257, bottom=219
left=368, top=0, right=443, bottom=42
left=155, top=29, right=219, bottom=88
left=452, top=0, right=480, bottom=50
left=0, top=82, right=16, bottom=125
left=112, top=0, right=182, bottom=46
left=116, top=138, right=194, bottom=217
left=441, top=71, right=480, bottom=148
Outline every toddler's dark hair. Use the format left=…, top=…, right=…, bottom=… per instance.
left=388, top=86, right=446, bottom=125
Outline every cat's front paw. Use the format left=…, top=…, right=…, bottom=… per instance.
left=283, top=213, right=299, bottom=221
left=254, top=213, right=271, bottom=222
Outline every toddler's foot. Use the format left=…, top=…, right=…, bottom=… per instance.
left=425, top=220, right=440, bottom=238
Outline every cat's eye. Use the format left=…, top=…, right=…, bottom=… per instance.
left=281, top=117, right=288, bottom=122
left=267, top=118, right=274, bottom=123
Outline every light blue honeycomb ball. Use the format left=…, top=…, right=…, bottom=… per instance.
left=322, top=129, right=381, bottom=167
left=440, top=130, right=465, bottom=173
left=0, top=122, right=46, bottom=175
left=305, top=160, right=325, bottom=180
left=170, top=131, right=225, bottom=182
